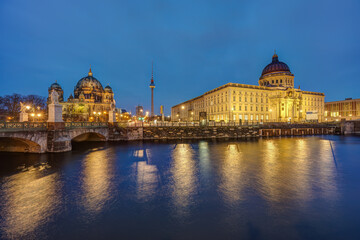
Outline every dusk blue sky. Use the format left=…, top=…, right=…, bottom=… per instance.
left=1, top=0, right=359, bottom=115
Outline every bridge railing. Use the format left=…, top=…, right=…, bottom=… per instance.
left=64, top=122, right=108, bottom=129
left=121, top=121, right=261, bottom=127
left=0, top=122, right=47, bottom=132
left=120, top=121, right=338, bottom=128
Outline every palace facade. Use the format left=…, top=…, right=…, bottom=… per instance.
left=48, top=67, right=115, bottom=122
left=171, top=53, right=325, bottom=123
left=325, top=98, right=360, bottom=121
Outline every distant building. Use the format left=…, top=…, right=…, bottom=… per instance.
left=48, top=67, right=115, bottom=122
left=136, top=105, right=144, bottom=117
left=325, top=98, right=360, bottom=121
left=172, top=53, right=325, bottom=123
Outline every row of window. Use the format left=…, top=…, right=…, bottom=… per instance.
left=209, top=105, right=270, bottom=113
left=210, top=114, right=269, bottom=121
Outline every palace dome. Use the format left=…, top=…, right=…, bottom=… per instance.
left=261, top=53, right=291, bottom=77
left=75, top=68, right=104, bottom=92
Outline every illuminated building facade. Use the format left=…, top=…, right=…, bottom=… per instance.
left=325, top=98, right=360, bottom=121
left=48, top=67, right=115, bottom=121
left=171, top=53, right=325, bottom=123
left=136, top=105, right=144, bottom=117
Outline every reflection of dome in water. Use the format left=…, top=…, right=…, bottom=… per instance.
left=261, top=53, right=291, bottom=77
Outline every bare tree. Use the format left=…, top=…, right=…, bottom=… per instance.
left=0, top=94, right=46, bottom=121
left=23, top=95, right=46, bottom=110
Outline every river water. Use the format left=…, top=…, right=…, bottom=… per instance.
left=0, top=136, right=359, bottom=239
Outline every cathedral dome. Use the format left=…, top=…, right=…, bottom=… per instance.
left=75, top=67, right=104, bottom=92
left=261, top=53, right=291, bottom=78
left=49, top=81, right=62, bottom=90
left=104, top=85, right=113, bottom=92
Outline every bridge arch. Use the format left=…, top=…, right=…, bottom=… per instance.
left=71, top=132, right=106, bottom=142
left=0, top=137, right=43, bottom=153
left=69, top=128, right=108, bottom=142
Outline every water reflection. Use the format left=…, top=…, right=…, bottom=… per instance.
left=317, top=139, right=338, bottom=200
left=199, top=141, right=211, bottom=180
left=0, top=136, right=347, bottom=239
left=219, top=144, right=245, bottom=205
left=80, top=149, right=115, bottom=215
left=133, top=149, right=159, bottom=201
left=170, top=144, right=197, bottom=217
left=0, top=167, right=61, bottom=239
left=259, top=138, right=337, bottom=208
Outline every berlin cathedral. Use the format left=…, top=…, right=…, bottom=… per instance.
left=48, top=67, right=115, bottom=122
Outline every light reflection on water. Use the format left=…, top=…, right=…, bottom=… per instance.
left=133, top=149, right=159, bottom=202
left=219, top=143, right=245, bottom=205
left=170, top=144, right=197, bottom=217
left=80, top=149, right=115, bottom=216
left=0, top=136, right=358, bottom=239
left=0, top=167, right=61, bottom=239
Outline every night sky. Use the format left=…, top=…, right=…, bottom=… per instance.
left=1, top=0, right=359, bottom=115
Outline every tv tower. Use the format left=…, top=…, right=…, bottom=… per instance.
left=149, top=62, right=155, bottom=117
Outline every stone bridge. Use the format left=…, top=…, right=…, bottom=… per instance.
left=0, top=121, right=339, bottom=153
left=0, top=122, right=111, bottom=153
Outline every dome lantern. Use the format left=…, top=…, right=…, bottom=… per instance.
left=88, top=65, right=93, bottom=77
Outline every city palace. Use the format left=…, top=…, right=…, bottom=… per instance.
left=171, top=53, right=325, bottom=123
